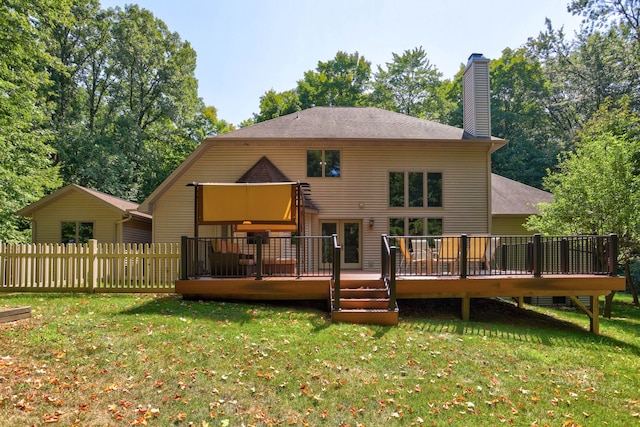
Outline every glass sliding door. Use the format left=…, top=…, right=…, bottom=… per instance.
left=320, top=220, right=362, bottom=269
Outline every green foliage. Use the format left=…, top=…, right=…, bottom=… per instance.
left=297, top=51, right=371, bottom=108
left=0, top=0, right=64, bottom=241
left=254, top=89, right=300, bottom=122
left=369, top=46, right=452, bottom=120
left=46, top=2, right=206, bottom=203
left=489, top=48, right=560, bottom=188
left=527, top=99, right=640, bottom=257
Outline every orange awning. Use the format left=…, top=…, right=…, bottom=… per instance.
left=198, top=183, right=296, bottom=225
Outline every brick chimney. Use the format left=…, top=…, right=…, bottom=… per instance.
left=463, top=53, right=491, bottom=139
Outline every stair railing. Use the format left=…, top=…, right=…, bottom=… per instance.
left=332, top=234, right=341, bottom=311
left=381, top=235, right=397, bottom=310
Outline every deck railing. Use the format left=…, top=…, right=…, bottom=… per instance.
left=388, top=234, right=618, bottom=278
left=181, top=235, right=335, bottom=279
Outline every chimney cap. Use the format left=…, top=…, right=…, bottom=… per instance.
left=467, top=53, right=489, bottom=65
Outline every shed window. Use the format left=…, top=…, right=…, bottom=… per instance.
left=61, top=222, right=93, bottom=243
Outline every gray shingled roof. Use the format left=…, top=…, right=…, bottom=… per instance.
left=492, top=174, right=553, bottom=215
left=17, top=184, right=151, bottom=220
left=217, top=107, right=503, bottom=141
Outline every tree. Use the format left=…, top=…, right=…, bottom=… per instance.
left=569, top=0, right=640, bottom=42
left=369, top=47, right=451, bottom=120
left=47, top=3, right=206, bottom=202
left=0, top=0, right=64, bottom=241
left=297, top=51, right=371, bottom=108
left=254, top=89, right=300, bottom=123
left=526, top=99, right=640, bottom=308
left=489, top=48, right=561, bottom=188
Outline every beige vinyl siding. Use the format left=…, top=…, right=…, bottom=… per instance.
left=152, top=140, right=493, bottom=271
left=492, top=215, right=531, bottom=236
left=122, top=218, right=152, bottom=243
left=31, top=192, right=123, bottom=244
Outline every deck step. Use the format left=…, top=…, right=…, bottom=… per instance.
left=338, top=298, right=391, bottom=310
left=330, top=279, right=397, bottom=325
left=339, top=288, right=389, bottom=299
left=331, top=308, right=399, bottom=326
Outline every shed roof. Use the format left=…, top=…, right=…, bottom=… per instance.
left=491, top=174, right=553, bottom=215
left=17, top=184, right=152, bottom=220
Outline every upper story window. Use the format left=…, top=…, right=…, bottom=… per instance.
left=61, top=221, right=93, bottom=243
left=389, top=171, right=442, bottom=208
left=307, top=150, right=340, bottom=178
left=427, top=172, right=442, bottom=207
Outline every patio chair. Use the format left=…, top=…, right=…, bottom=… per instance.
left=484, top=237, right=500, bottom=270
left=398, top=237, right=432, bottom=274
left=467, top=236, right=490, bottom=272
left=434, top=236, right=460, bottom=274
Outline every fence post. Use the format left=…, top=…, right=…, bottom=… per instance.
left=88, top=239, right=98, bottom=293
left=460, top=234, right=468, bottom=279
left=608, top=233, right=618, bottom=276
left=533, top=234, right=542, bottom=277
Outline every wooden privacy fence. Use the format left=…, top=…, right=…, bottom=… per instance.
left=0, top=240, right=180, bottom=293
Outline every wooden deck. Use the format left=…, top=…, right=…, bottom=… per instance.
left=176, top=272, right=625, bottom=333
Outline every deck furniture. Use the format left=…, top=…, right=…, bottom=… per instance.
left=398, top=237, right=432, bottom=274
left=434, top=236, right=461, bottom=274
left=209, top=240, right=255, bottom=276
left=467, top=236, right=490, bottom=271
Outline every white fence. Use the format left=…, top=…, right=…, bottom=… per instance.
left=0, top=240, right=180, bottom=293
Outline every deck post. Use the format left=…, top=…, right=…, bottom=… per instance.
left=381, top=235, right=388, bottom=279
left=333, top=234, right=341, bottom=311
left=460, top=235, right=468, bottom=278
left=255, top=235, right=263, bottom=280
left=461, top=295, right=470, bottom=321
left=533, top=234, right=542, bottom=278
left=590, top=295, right=600, bottom=334
left=560, top=238, right=569, bottom=273
left=180, top=236, right=188, bottom=280
left=389, top=246, right=397, bottom=310
left=608, top=233, right=618, bottom=276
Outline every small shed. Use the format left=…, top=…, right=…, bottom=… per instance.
left=17, top=184, right=152, bottom=244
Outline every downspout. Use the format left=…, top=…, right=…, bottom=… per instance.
left=115, top=210, right=134, bottom=243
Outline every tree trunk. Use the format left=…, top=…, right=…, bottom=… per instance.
left=603, top=291, right=616, bottom=318
left=624, top=259, right=640, bottom=306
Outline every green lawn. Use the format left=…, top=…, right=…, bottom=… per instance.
left=1, top=293, right=638, bottom=426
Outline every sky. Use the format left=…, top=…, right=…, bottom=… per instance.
left=99, top=0, right=584, bottom=125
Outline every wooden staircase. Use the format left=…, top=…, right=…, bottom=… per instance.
left=330, top=279, right=399, bottom=326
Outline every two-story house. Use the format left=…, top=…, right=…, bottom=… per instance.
left=140, top=54, right=507, bottom=271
